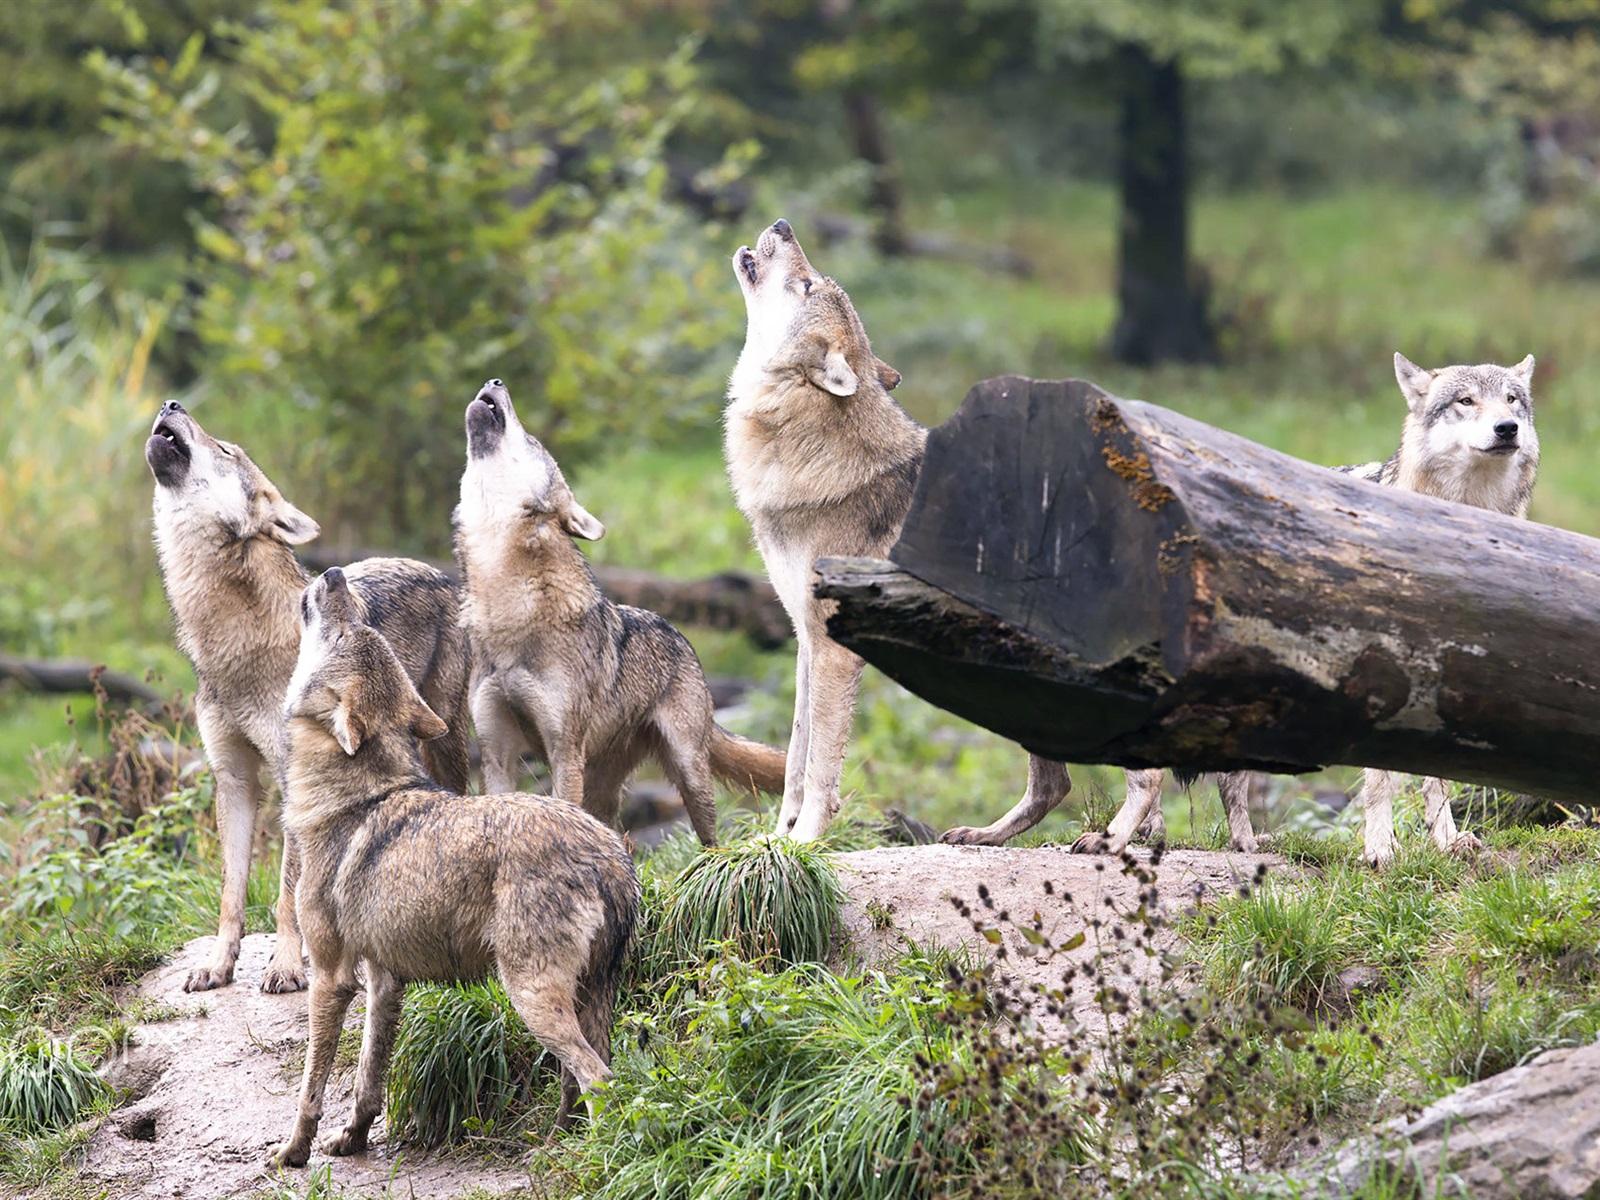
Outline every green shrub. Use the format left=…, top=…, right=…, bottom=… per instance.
left=94, top=0, right=750, bottom=539
left=386, top=978, right=550, bottom=1148
left=0, top=1035, right=106, bottom=1135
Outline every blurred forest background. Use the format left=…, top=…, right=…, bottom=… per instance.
left=7, top=0, right=1600, bottom=842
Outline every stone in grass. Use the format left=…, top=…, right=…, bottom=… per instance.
left=1311, top=1037, right=1600, bottom=1199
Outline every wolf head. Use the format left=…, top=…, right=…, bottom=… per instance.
left=284, top=567, right=448, bottom=760
left=145, top=401, right=319, bottom=549
left=1392, top=352, right=1540, bottom=502
left=458, top=378, right=605, bottom=544
left=730, top=218, right=900, bottom=398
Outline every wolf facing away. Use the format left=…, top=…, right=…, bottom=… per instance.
left=1073, top=352, right=1540, bottom=867
left=725, top=218, right=1073, bottom=844
left=454, top=379, right=786, bottom=844
left=145, top=401, right=471, bottom=994
left=271, top=568, right=637, bottom=1168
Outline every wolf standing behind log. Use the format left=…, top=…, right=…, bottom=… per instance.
left=272, top=568, right=637, bottom=1168
left=1074, top=352, right=1541, bottom=867
left=724, top=218, right=1072, bottom=843
left=454, top=379, right=787, bottom=843
left=145, top=401, right=470, bottom=994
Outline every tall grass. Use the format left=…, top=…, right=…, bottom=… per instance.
left=0, top=1036, right=106, bottom=1135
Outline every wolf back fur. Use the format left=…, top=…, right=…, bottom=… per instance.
left=725, top=219, right=1073, bottom=844
left=454, top=380, right=785, bottom=844
left=272, top=567, right=637, bottom=1168
left=145, top=401, right=471, bottom=994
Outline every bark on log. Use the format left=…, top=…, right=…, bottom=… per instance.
left=0, top=654, right=165, bottom=708
left=815, top=376, right=1600, bottom=802
left=297, top=548, right=792, bottom=648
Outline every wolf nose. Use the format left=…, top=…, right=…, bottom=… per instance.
left=160, top=399, right=185, bottom=416
left=771, top=218, right=793, bottom=241
left=487, top=379, right=503, bottom=389
left=1495, top=420, right=1519, bottom=439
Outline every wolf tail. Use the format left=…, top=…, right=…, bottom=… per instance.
left=1173, top=769, right=1202, bottom=790
left=708, top=725, right=787, bottom=795
left=575, top=855, right=640, bottom=1088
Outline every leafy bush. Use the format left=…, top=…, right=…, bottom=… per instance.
left=95, top=0, right=750, bottom=538
left=0, top=1035, right=106, bottom=1135
left=386, top=978, right=551, bottom=1148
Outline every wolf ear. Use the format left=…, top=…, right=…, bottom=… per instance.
left=807, top=347, right=858, bottom=398
left=410, top=700, right=448, bottom=742
left=560, top=496, right=605, bottom=541
left=874, top=357, right=901, bottom=391
left=1393, top=352, right=1434, bottom=412
left=328, top=690, right=366, bottom=757
left=267, top=496, right=320, bottom=546
left=1511, top=353, right=1535, bottom=387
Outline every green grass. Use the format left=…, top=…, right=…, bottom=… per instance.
left=0, top=1036, right=107, bottom=1136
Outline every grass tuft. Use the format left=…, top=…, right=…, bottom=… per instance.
left=653, top=837, right=842, bottom=974
left=385, top=979, right=551, bottom=1149
left=0, top=1035, right=107, bottom=1135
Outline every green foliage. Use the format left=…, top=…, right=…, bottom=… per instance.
left=0, top=1035, right=107, bottom=1136
left=94, top=0, right=748, bottom=538
left=386, top=978, right=552, bottom=1149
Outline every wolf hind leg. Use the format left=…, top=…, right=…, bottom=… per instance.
left=655, top=712, right=720, bottom=847
left=1421, top=776, right=1481, bottom=856
left=1215, top=771, right=1260, bottom=853
left=502, top=971, right=610, bottom=1129
left=942, top=755, right=1072, bottom=846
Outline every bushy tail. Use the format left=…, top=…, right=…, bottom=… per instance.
left=708, top=725, right=787, bottom=795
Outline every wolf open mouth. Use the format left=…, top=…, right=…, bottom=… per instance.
left=736, top=247, right=758, bottom=284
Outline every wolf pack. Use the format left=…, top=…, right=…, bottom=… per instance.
left=141, top=219, right=1541, bottom=1167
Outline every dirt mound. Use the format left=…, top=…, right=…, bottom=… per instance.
left=82, top=936, right=534, bottom=1200
left=80, top=845, right=1282, bottom=1197
left=835, top=844, right=1284, bottom=1037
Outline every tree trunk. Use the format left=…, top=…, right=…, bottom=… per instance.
left=842, top=89, right=910, bottom=256
left=814, top=376, right=1600, bottom=803
left=1109, top=45, right=1215, bottom=365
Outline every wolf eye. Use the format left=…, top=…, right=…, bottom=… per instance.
left=1456, top=395, right=1475, bottom=407
left=801, top=278, right=813, bottom=295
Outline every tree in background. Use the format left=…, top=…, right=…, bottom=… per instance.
left=94, top=0, right=747, bottom=541
left=0, top=0, right=248, bottom=251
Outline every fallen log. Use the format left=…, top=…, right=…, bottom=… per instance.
left=816, top=376, right=1600, bottom=803
left=0, top=654, right=166, bottom=708
left=298, top=547, right=791, bottom=648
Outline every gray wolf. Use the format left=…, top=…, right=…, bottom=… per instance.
left=271, top=568, right=637, bottom=1167
left=454, top=379, right=786, bottom=844
left=725, top=218, right=1072, bottom=843
left=145, top=401, right=471, bottom=994
left=1074, top=352, right=1540, bottom=866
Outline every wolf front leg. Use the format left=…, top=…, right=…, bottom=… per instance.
left=1216, top=771, right=1261, bottom=853
left=941, top=754, right=1072, bottom=845
left=323, top=964, right=404, bottom=1157
left=185, top=711, right=263, bottom=992
left=262, top=831, right=307, bottom=993
left=774, top=629, right=812, bottom=835
left=1071, top=769, right=1165, bottom=855
left=272, top=957, right=359, bottom=1169
left=787, top=639, right=865, bottom=842
left=471, top=681, right=529, bottom=794
left=1362, top=768, right=1401, bottom=869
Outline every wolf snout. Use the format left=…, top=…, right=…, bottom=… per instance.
left=771, top=218, right=793, bottom=241
left=1494, top=420, right=1519, bottom=440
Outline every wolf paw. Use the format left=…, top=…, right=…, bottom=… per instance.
left=940, top=824, right=1000, bottom=846
left=1446, top=832, right=1485, bottom=858
left=269, top=1140, right=310, bottom=1169
left=323, top=1127, right=369, bottom=1157
left=1069, top=831, right=1118, bottom=855
left=183, top=963, right=234, bottom=992
left=261, top=963, right=308, bottom=994
left=1230, top=833, right=1260, bottom=854
left=1364, top=841, right=1397, bottom=871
